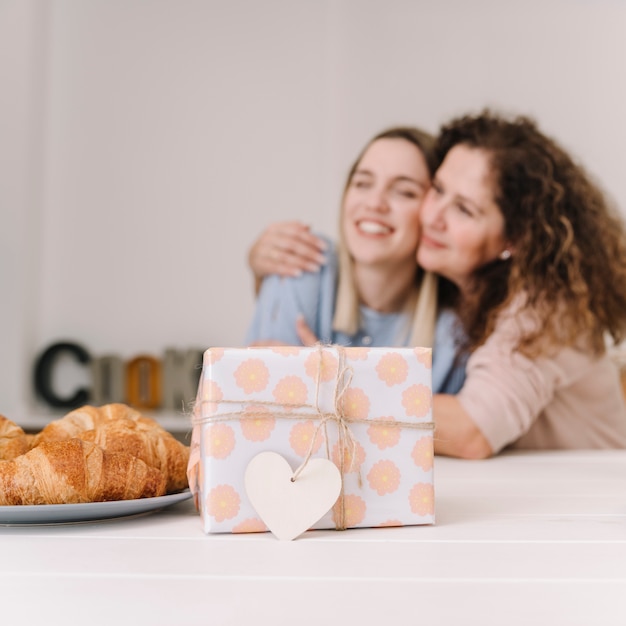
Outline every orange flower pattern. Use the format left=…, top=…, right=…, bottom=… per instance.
left=269, top=346, right=301, bottom=356
left=346, top=348, right=369, bottom=360
left=376, top=353, right=409, bottom=387
left=204, top=423, right=236, bottom=459
left=331, top=440, right=366, bottom=473
left=341, top=387, right=370, bottom=420
left=378, top=519, right=403, bottom=528
left=240, top=405, right=276, bottom=442
left=232, top=518, right=267, bottom=533
left=332, top=494, right=366, bottom=527
left=234, top=358, right=270, bottom=394
left=304, top=350, right=338, bottom=383
left=206, top=348, right=225, bottom=364
left=200, top=379, right=223, bottom=413
left=411, top=436, right=434, bottom=471
left=273, top=375, right=308, bottom=406
left=413, top=347, right=432, bottom=369
left=197, top=347, right=435, bottom=533
left=367, top=460, right=401, bottom=495
left=207, top=484, right=240, bottom=522
left=289, top=420, right=324, bottom=457
left=409, top=482, right=435, bottom=516
left=367, top=416, right=401, bottom=450
left=402, top=384, right=432, bottom=418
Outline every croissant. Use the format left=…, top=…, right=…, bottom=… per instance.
left=0, top=415, right=31, bottom=461
left=31, top=403, right=152, bottom=446
left=77, top=420, right=190, bottom=492
left=0, top=438, right=166, bottom=505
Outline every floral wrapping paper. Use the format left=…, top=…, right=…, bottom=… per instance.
left=187, top=345, right=435, bottom=534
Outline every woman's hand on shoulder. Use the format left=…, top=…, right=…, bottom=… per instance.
left=248, top=221, right=327, bottom=291
left=296, top=315, right=319, bottom=347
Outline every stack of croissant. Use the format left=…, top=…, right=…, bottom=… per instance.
left=0, top=404, right=190, bottom=505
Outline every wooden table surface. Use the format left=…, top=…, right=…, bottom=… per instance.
left=1, top=450, right=625, bottom=625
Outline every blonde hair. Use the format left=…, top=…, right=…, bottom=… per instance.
left=332, top=127, right=438, bottom=347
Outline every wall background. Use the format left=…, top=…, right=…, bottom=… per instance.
left=2, top=0, right=626, bottom=421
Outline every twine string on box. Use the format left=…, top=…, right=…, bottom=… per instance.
left=192, top=344, right=434, bottom=530
left=290, top=345, right=356, bottom=480
left=288, top=346, right=357, bottom=528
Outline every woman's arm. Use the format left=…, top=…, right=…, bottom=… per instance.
left=443, top=303, right=566, bottom=457
left=433, top=394, right=493, bottom=459
left=248, top=221, right=327, bottom=294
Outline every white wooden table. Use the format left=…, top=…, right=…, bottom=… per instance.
left=1, top=450, right=625, bottom=625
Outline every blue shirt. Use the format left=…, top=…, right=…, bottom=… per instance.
left=245, top=238, right=467, bottom=394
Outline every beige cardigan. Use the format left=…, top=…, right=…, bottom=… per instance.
left=456, top=303, right=626, bottom=453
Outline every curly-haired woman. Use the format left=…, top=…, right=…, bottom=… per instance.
left=423, top=111, right=626, bottom=458
left=248, top=111, right=626, bottom=458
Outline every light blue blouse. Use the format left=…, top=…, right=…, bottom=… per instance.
left=245, top=238, right=467, bottom=394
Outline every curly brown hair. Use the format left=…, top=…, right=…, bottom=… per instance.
left=435, top=110, right=626, bottom=356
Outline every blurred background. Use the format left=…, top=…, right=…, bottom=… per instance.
left=2, top=0, right=625, bottom=423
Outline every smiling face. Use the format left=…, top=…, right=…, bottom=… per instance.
left=417, top=145, right=507, bottom=291
left=342, top=137, right=430, bottom=271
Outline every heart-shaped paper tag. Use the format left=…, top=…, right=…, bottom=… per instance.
left=244, top=451, right=342, bottom=541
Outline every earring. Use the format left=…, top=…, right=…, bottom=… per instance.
left=499, top=249, right=511, bottom=261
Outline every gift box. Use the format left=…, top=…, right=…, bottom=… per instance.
left=187, top=345, right=435, bottom=535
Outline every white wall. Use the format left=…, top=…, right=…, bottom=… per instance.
left=0, top=0, right=47, bottom=415
left=2, top=0, right=626, bottom=419
left=38, top=0, right=331, bottom=354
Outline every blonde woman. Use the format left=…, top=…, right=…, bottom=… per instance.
left=246, top=127, right=467, bottom=394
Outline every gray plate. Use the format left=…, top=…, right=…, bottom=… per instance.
left=0, top=489, right=192, bottom=525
